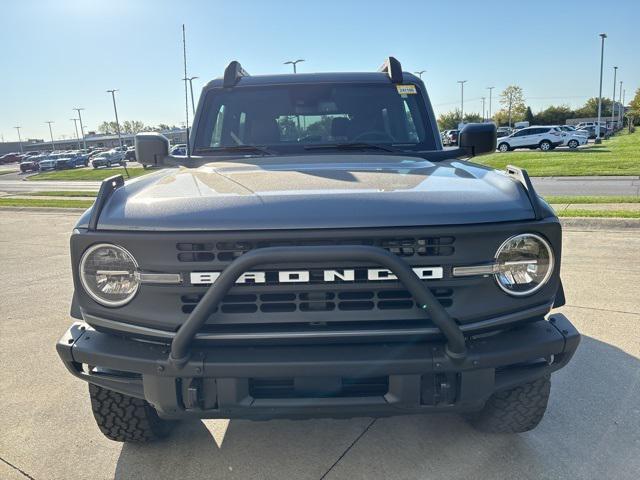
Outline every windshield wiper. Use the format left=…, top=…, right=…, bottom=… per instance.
left=194, top=145, right=274, bottom=156
left=304, top=143, right=401, bottom=153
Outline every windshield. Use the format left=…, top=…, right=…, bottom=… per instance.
left=194, top=83, right=435, bottom=154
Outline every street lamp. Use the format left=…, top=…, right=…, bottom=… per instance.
left=595, top=33, right=607, bottom=143
left=182, top=76, right=199, bottom=116
left=284, top=59, right=305, bottom=73
left=481, top=97, right=486, bottom=122
left=619, top=82, right=623, bottom=126
left=457, top=80, right=467, bottom=125
left=611, top=66, right=617, bottom=130
left=13, top=126, right=23, bottom=153
left=45, top=121, right=55, bottom=151
left=73, top=108, right=87, bottom=150
left=487, top=86, right=495, bottom=121
left=414, top=70, right=426, bottom=79
left=106, top=89, right=124, bottom=150
left=70, top=118, right=81, bottom=149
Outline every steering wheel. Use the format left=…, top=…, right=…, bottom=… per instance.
left=351, top=130, right=395, bottom=143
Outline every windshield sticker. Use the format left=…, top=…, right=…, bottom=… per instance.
left=396, top=84, right=417, bottom=95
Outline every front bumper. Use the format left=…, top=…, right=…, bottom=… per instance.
left=57, top=313, right=579, bottom=420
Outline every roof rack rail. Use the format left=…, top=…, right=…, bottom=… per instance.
left=88, top=174, right=124, bottom=231
left=223, top=61, right=249, bottom=88
left=378, top=56, right=403, bottom=83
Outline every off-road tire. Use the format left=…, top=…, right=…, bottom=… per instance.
left=89, top=384, right=174, bottom=442
left=467, top=375, right=550, bottom=433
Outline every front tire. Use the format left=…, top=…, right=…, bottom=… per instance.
left=89, top=384, right=175, bottom=442
left=568, top=139, right=579, bottom=149
left=539, top=140, right=552, bottom=151
left=466, top=375, right=550, bottom=433
left=498, top=142, right=510, bottom=153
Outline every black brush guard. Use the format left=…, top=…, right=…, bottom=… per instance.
left=169, top=245, right=467, bottom=367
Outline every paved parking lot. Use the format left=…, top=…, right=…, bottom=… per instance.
left=0, top=211, right=638, bottom=480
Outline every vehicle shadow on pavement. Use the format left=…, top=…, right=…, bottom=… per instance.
left=113, top=336, right=639, bottom=480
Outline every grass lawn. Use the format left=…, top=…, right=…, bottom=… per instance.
left=22, top=190, right=98, bottom=197
left=556, top=209, right=640, bottom=219
left=543, top=195, right=640, bottom=204
left=0, top=198, right=93, bottom=208
left=27, top=167, right=149, bottom=181
left=476, top=129, right=640, bottom=176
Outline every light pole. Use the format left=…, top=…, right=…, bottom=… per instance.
left=70, top=118, right=81, bottom=150
left=414, top=70, right=426, bottom=79
left=622, top=89, right=626, bottom=128
left=45, top=121, right=55, bottom=151
left=457, top=80, right=467, bottom=125
left=73, top=108, right=87, bottom=150
left=14, top=126, right=23, bottom=153
left=596, top=33, right=607, bottom=143
left=181, top=76, right=199, bottom=116
left=487, top=86, right=495, bottom=121
left=611, top=66, right=617, bottom=130
left=481, top=97, right=486, bottom=122
left=106, top=90, right=124, bottom=150
left=618, top=80, right=623, bottom=127
left=284, top=59, right=305, bottom=73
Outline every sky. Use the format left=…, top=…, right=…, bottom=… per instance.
left=0, top=0, right=637, bottom=142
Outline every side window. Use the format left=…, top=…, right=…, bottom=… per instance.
left=210, top=105, right=226, bottom=147
left=513, top=129, right=526, bottom=137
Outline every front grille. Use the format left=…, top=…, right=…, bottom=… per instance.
left=181, top=288, right=453, bottom=315
left=176, top=236, right=455, bottom=263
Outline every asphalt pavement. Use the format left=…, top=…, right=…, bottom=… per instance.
left=0, top=210, right=638, bottom=480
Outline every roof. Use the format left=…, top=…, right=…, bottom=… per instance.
left=205, top=71, right=421, bottom=89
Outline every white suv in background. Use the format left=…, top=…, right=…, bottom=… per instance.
left=557, top=125, right=588, bottom=149
left=496, top=126, right=564, bottom=152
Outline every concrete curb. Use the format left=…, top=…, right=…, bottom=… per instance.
left=0, top=206, right=87, bottom=214
left=560, top=217, right=640, bottom=231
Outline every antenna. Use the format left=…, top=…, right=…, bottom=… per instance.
left=182, top=24, right=191, bottom=158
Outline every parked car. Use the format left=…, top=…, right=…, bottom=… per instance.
left=443, top=130, right=459, bottom=146
left=496, top=126, right=512, bottom=138
left=496, top=126, right=564, bottom=152
left=0, top=153, right=22, bottom=164
left=55, top=152, right=90, bottom=169
left=20, top=156, right=43, bottom=172
left=557, top=126, right=588, bottom=149
left=125, top=147, right=136, bottom=161
left=170, top=144, right=187, bottom=156
left=91, top=150, right=126, bottom=169
left=38, top=154, right=59, bottom=171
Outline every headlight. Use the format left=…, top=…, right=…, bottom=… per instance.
left=79, top=244, right=139, bottom=307
left=494, top=233, right=554, bottom=296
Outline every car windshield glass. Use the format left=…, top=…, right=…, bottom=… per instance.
left=194, top=83, right=435, bottom=155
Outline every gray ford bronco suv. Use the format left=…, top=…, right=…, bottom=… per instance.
left=57, top=58, right=580, bottom=442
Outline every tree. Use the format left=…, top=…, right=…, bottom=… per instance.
left=627, top=88, right=640, bottom=125
left=499, top=85, right=526, bottom=127
left=463, top=113, right=483, bottom=124
left=524, top=106, right=534, bottom=124
left=437, top=110, right=461, bottom=130
left=121, top=120, right=147, bottom=134
left=97, top=121, right=119, bottom=134
left=533, top=104, right=574, bottom=125
left=573, top=97, right=613, bottom=118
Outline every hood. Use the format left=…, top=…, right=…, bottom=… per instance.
left=77, top=154, right=536, bottom=231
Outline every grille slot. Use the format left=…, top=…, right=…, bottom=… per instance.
left=180, top=288, right=453, bottom=315
left=176, top=236, right=455, bottom=262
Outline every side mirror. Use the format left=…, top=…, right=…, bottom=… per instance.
left=458, top=123, right=497, bottom=157
left=135, top=132, right=169, bottom=167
